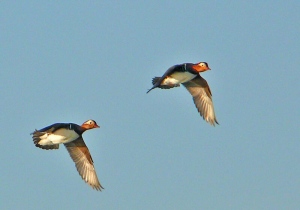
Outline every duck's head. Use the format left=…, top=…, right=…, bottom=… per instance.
left=81, top=119, right=100, bottom=130
left=191, top=62, right=210, bottom=73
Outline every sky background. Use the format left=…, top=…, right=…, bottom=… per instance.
left=1, top=1, right=300, bottom=209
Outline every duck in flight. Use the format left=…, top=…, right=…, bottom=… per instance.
left=31, top=119, right=104, bottom=191
left=147, top=62, right=218, bottom=126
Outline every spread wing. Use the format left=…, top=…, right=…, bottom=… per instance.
left=64, top=137, right=104, bottom=191
left=182, top=75, right=218, bottom=126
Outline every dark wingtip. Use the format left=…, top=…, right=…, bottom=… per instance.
left=94, top=185, right=105, bottom=191
left=207, top=119, right=219, bottom=127
left=99, top=185, right=105, bottom=191
left=215, top=119, right=219, bottom=125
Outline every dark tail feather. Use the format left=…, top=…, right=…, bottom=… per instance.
left=146, top=77, right=161, bottom=94
left=152, top=77, right=161, bottom=85
left=146, top=87, right=156, bottom=94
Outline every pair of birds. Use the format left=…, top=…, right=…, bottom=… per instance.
left=31, top=61, right=218, bottom=191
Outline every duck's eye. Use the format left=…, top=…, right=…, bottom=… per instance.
left=89, top=121, right=93, bottom=124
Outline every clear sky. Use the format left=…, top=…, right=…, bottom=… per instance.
left=1, top=1, right=300, bottom=209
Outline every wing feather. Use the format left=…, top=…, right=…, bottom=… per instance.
left=182, top=75, right=219, bottom=126
left=64, top=137, right=104, bottom=191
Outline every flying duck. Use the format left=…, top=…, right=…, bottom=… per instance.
left=31, top=119, right=104, bottom=191
left=147, top=62, right=218, bottom=126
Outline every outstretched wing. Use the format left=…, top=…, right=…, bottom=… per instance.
left=182, top=75, right=218, bottom=126
left=64, top=137, right=104, bottom=191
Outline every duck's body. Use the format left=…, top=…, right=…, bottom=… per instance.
left=147, top=62, right=218, bottom=126
left=147, top=63, right=199, bottom=92
left=33, top=123, right=83, bottom=148
left=31, top=119, right=104, bottom=191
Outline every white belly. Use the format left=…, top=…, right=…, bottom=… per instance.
left=162, top=72, right=196, bottom=85
left=38, top=129, right=80, bottom=146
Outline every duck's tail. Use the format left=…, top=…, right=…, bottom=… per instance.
left=146, top=77, right=161, bottom=94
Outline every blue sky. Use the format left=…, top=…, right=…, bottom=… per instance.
left=1, top=1, right=300, bottom=209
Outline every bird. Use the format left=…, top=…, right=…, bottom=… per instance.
left=147, top=62, right=218, bottom=126
left=31, top=119, right=104, bottom=191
